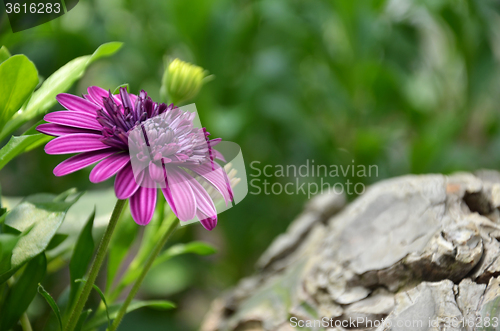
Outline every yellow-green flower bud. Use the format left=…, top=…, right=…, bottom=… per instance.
left=161, top=58, right=210, bottom=105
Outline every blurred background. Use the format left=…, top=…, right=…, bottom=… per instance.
left=2, top=0, right=500, bottom=329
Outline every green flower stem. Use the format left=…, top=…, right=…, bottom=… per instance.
left=20, top=313, right=33, bottom=331
left=109, top=213, right=178, bottom=331
left=65, top=199, right=127, bottom=331
left=108, top=197, right=167, bottom=303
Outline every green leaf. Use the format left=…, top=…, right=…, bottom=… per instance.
left=0, top=42, right=123, bottom=140
left=46, top=234, right=69, bottom=251
left=0, top=133, right=52, bottom=171
left=106, top=209, right=138, bottom=293
left=75, top=279, right=110, bottom=328
left=0, top=253, right=46, bottom=331
left=0, top=233, right=20, bottom=274
left=83, top=300, right=176, bottom=331
left=113, top=83, right=130, bottom=95
left=120, top=241, right=216, bottom=287
left=38, top=283, right=63, bottom=331
left=75, top=309, right=92, bottom=331
left=68, top=209, right=95, bottom=310
left=154, top=242, right=216, bottom=268
left=89, top=42, right=123, bottom=62
left=0, top=46, right=11, bottom=65
left=0, top=55, right=39, bottom=133
left=0, top=190, right=82, bottom=284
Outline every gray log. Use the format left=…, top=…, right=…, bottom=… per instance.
left=202, top=172, right=500, bottom=331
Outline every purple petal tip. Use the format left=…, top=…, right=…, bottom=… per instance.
left=200, top=217, right=217, bottom=231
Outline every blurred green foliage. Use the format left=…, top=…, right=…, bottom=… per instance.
left=2, top=0, right=500, bottom=330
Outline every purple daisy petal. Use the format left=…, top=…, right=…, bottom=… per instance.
left=44, top=111, right=102, bottom=130
left=212, top=149, right=226, bottom=162
left=161, top=167, right=197, bottom=222
left=53, top=150, right=116, bottom=176
left=86, top=86, right=109, bottom=107
left=37, top=123, right=100, bottom=137
left=114, top=162, right=142, bottom=199
left=42, top=86, right=228, bottom=232
left=129, top=94, right=138, bottom=105
left=56, top=93, right=101, bottom=113
left=188, top=173, right=217, bottom=218
left=209, top=138, right=222, bottom=146
left=130, top=186, right=157, bottom=225
left=184, top=163, right=233, bottom=204
left=188, top=175, right=217, bottom=230
left=89, top=153, right=130, bottom=183
left=198, top=212, right=217, bottom=231
left=45, top=133, right=110, bottom=154
left=148, top=162, right=164, bottom=183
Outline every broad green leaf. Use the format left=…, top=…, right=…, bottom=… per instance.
left=0, top=233, right=20, bottom=275
left=0, top=55, right=39, bottom=133
left=0, top=133, right=52, bottom=171
left=0, top=253, right=46, bottom=331
left=0, top=46, right=11, bottom=65
left=38, top=283, right=63, bottom=331
left=106, top=208, right=138, bottom=293
left=0, top=42, right=123, bottom=140
left=75, top=309, right=92, bottom=331
left=83, top=300, right=176, bottom=331
left=68, top=210, right=95, bottom=312
left=0, top=191, right=82, bottom=284
left=75, top=279, right=110, bottom=328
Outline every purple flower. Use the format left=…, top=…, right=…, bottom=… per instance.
left=37, top=86, right=233, bottom=230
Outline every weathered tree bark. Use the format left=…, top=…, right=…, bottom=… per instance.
left=202, top=171, right=500, bottom=331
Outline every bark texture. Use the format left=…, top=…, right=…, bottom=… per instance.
left=202, top=171, right=500, bottom=331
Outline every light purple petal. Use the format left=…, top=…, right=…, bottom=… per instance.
left=189, top=175, right=217, bottom=218
left=161, top=167, right=196, bottom=222
left=161, top=184, right=177, bottom=217
left=184, top=163, right=233, bottom=204
left=130, top=186, right=157, bottom=225
left=44, top=111, right=102, bottom=130
left=212, top=149, right=226, bottom=162
left=149, top=162, right=164, bottom=183
left=56, top=93, right=101, bottom=113
left=89, top=153, right=130, bottom=183
left=114, top=163, right=141, bottom=199
left=189, top=176, right=217, bottom=230
left=45, top=133, right=110, bottom=154
left=209, top=138, right=222, bottom=147
left=53, top=150, right=116, bottom=176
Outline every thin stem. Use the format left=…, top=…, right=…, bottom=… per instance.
left=109, top=214, right=178, bottom=331
left=20, top=313, right=33, bottom=331
left=65, top=199, right=127, bottom=331
left=108, top=197, right=167, bottom=303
